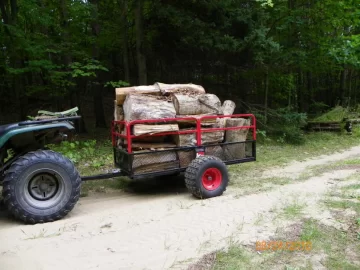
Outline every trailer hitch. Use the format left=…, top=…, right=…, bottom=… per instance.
left=81, top=169, right=125, bottom=181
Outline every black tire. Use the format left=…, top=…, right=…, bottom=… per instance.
left=185, top=155, right=229, bottom=199
left=2, top=150, right=81, bottom=224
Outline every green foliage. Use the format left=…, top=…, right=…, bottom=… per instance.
left=256, top=0, right=274, bottom=8
left=256, top=107, right=307, bottom=144
left=313, top=106, right=348, bottom=122
left=70, top=59, right=109, bottom=78
left=51, top=140, right=97, bottom=164
left=105, top=80, right=130, bottom=88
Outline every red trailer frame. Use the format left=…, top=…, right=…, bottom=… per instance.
left=111, top=113, right=257, bottom=179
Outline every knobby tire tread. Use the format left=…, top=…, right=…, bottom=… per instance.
left=2, top=150, right=81, bottom=224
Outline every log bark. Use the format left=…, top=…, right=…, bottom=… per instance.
left=198, top=94, right=222, bottom=114
left=223, top=118, right=250, bottom=160
left=123, top=94, right=176, bottom=121
left=121, top=129, right=165, bottom=145
left=217, top=100, right=236, bottom=128
left=114, top=100, right=125, bottom=147
left=133, top=124, right=179, bottom=136
left=177, top=150, right=196, bottom=168
left=156, top=82, right=205, bottom=95
left=114, top=100, right=124, bottom=121
left=115, top=85, right=161, bottom=105
left=176, top=114, right=217, bottom=126
left=116, top=83, right=206, bottom=105
left=172, top=94, right=221, bottom=115
left=174, top=129, right=224, bottom=146
left=205, top=145, right=225, bottom=160
left=172, top=94, right=201, bottom=115
left=132, top=151, right=179, bottom=174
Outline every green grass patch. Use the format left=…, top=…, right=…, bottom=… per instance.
left=229, top=126, right=360, bottom=192
left=281, top=202, right=306, bottom=219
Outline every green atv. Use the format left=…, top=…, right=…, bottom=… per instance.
left=0, top=108, right=82, bottom=224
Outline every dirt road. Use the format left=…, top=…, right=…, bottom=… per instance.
left=1, top=146, right=360, bottom=270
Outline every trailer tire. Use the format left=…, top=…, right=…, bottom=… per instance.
left=185, top=155, right=228, bottom=199
left=2, top=150, right=81, bottom=224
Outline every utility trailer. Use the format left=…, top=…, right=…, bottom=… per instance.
left=110, top=114, right=256, bottom=198
left=0, top=109, right=256, bottom=224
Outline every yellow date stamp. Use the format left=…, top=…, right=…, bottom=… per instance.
left=255, top=240, right=312, bottom=252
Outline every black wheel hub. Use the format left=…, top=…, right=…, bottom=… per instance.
left=28, top=173, right=59, bottom=201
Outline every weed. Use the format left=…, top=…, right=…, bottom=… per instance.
left=281, top=201, right=306, bottom=219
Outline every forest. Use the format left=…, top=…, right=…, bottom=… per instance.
left=0, top=0, right=359, bottom=136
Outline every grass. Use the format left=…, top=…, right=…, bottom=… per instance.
left=281, top=201, right=306, bottom=219
left=228, top=126, right=360, bottom=194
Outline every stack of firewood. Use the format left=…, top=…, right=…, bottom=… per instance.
left=113, top=82, right=251, bottom=173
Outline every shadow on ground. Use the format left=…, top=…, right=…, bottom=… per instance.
left=123, top=173, right=189, bottom=196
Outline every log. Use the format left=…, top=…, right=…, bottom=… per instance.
left=172, top=94, right=222, bottom=115
left=156, top=82, right=206, bottom=96
left=177, top=150, right=196, bottom=168
left=217, top=100, right=236, bottom=128
left=198, top=94, right=222, bottom=114
left=176, top=114, right=217, bottom=126
left=174, top=129, right=224, bottom=146
left=223, top=118, right=250, bottom=160
left=123, top=94, right=176, bottom=122
left=115, top=85, right=161, bottom=105
left=133, top=124, right=179, bottom=136
left=115, top=83, right=206, bottom=105
left=114, top=100, right=124, bottom=121
left=127, top=142, right=177, bottom=150
left=114, top=100, right=125, bottom=147
left=205, top=145, right=225, bottom=160
left=172, top=94, right=201, bottom=115
left=121, top=129, right=165, bottom=145
left=132, top=151, right=179, bottom=174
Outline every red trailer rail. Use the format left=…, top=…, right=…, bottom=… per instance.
left=112, top=114, right=256, bottom=151
left=111, top=114, right=256, bottom=177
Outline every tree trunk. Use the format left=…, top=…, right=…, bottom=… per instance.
left=264, top=70, right=269, bottom=124
left=339, top=68, right=347, bottom=106
left=135, top=0, right=147, bottom=84
left=120, top=0, right=130, bottom=82
left=90, top=0, right=106, bottom=128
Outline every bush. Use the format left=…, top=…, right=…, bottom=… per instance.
left=50, top=140, right=97, bottom=163
left=256, top=107, right=307, bottom=145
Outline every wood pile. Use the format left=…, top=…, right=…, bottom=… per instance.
left=113, top=82, right=251, bottom=172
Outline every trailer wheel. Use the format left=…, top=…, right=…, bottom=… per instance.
left=2, top=150, right=81, bottom=224
left=185, top=155, right=228, bottom=199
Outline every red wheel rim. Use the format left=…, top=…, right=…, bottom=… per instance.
left=201, top=168, right=222, bottom=191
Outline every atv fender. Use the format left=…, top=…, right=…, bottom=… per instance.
left=0, top=122, right=75, bottom=149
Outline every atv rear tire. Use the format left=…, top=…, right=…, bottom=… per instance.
left=2, top=150, right=81, bottom=224
left=185, top=155, right=229, bottom=199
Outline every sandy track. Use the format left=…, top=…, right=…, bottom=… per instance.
left=1, top=147, right=360, bottom=270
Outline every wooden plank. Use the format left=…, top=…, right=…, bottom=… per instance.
left=133, top=124, right=179, bottom=136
